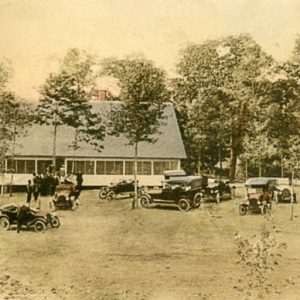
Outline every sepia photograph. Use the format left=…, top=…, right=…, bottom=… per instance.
left=0, top=0, right=300, bottom=299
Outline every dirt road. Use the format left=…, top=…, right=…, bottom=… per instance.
left=0, top=188, right=299, bottom=300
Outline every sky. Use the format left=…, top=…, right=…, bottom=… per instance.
left=1, top=0, right=300, bottom=100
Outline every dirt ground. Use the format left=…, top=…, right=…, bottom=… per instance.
left=0, top=187, right=300, bottom=300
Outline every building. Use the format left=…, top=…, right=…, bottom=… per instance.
left=4, top=101, right=186, bottom=187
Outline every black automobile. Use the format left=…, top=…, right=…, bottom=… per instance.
left=202, top=178, right=235, bottom=203
left=99, top=179, right=143, bottom=200
left=0, top=205, right=60, bottom=232
left=139, top=176, right=202, bottom=212
left=239, top=178, right=274, bottom=216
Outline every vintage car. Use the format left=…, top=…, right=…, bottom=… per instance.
left=239, top=178, right=275, bottom=215
left=0, top=204, right=60, bottom=232
left=274, top=184, right=296, bottom=204
left=99, top=179, right=143, bottom=200
left=51, top=183, right=80, bottom=210
left=202, top=178, right=235, bottom=203
left=139, top=176, right=202, bottom=212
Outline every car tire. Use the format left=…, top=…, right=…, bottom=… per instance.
left=99, top=188, right=107, bottom=199
left=34, top=220, right=46, bottom=233
left=178, top=198, right=191, bottom=212
left=0, top=217, right=10, bottom=230
left=50, top=216, right=61, bottom=228
left=239, top=204, right=247, bottom=216
left=140, top=195, right=151, bottom=208
left=192, top=193, right=201, bottom=208
left=107, top=191, right=117, bottom=201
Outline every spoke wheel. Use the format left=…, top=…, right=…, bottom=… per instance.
left=178, top=198, right=191, bottom=213
left=107, top=191, right=117, bottom=201
left=99, top=189, right=107, bottom=199
left=0, top=217, right=10, bottom=230
left=34, top=220, right=46, bottom=233
left=50, top=216, right=61, bottom=228
left=192, top=194, right=201, bottom=208
left=140, top=195, right=151, bottom=208
left=239, top=204, right=247, bottom=216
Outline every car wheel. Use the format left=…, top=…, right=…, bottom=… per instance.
left=178, top=198, right=191, bottom=212
left=192, top=193, right=201, bottom=208
left=99, top=188, right=107, bottom=199
left=107, top=191, right=117, bottom=201
left=50, top=216, right=61, bottom=228
left=239, top=204, right=247, bottom=216
left=261, top=204, right=269, bottom=215
left=0, top=217, right=10, bottom=230
left=34, top=220, right=46, bottom=233
left=140, top=195, right=151, bottom=208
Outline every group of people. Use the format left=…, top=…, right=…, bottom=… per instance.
left=25, top=169, right=84, bottom=209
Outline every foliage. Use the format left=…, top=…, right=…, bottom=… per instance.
left=0, top=92, right=33, bottom=172
left=37, top=49, right=105, bottom=168
left=101, top=57, right=169, bottom=207
left=234, top=222, right=287, bottom=299
left=173, top=34, right=272, bottom=180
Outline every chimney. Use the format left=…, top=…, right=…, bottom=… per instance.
left=96, top=90, right=107, bottom=101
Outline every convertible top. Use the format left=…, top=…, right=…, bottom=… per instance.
left=164, top=170, right=187, bottom=179
left=246, top=177, right=277, bottom=186
left=166, top=176, right=202, bottom=185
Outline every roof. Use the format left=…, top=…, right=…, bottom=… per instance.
left=246, top=177, right=277, bottom=186
left=164, top=169, right=187, bottom=178
left=166, top=176, right=202, bottom=185
left=12, top=101, right=186, bottom=159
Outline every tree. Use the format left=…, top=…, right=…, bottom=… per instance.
left=101, top=57, right=169, bottom=208
left=37, top=49, right=104, bottom=171
left=173, top=34, right=271, bottom=180
left=255, top=62, right=300, bottom=178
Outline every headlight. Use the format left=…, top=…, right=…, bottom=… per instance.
left=257, top=201, right=261, bottom=205
left=184, top=186, right=191, bottom=191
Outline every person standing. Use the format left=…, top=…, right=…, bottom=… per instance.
left=33, top=173, right=42, bottom=209
left=26, top=180, right=33, bottom=206
left=76, top=171, right=83, bottom=192
left=16, top=205, right=30, bottom=233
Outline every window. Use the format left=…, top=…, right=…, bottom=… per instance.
left=153, top=161, right=179, bottom=175
left=125, top=161, right=134, bottom=175
left=96, top=161, right=123, bottom=175
left=7, top=159, right=35, bottom=174
left=37, top=160, right=53, bottom=174
left=67, top=161, right=95, bottom=175
left=125, top=161, right=152, bottom=175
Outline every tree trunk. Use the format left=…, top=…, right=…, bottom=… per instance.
left=132, top=142, right=138, bottom=209
left=258, top=160, right=262, bottom=177
left=229, top=148, right=238, bottom=182
left=72, top=129, right=79, bottom=174
left=281, top=153, right=284, bottom=178
left=9, top=124, right=16, bottom=197
left=291, top=168, right=295, bottom=221
left=197, top=157, right=201, bottom=176
left=53, top=124, right=57, bottom=169
left=219, top=142, right=222, bottom=181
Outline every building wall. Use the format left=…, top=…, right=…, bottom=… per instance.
left=4, top=157, right=181, bottom=187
